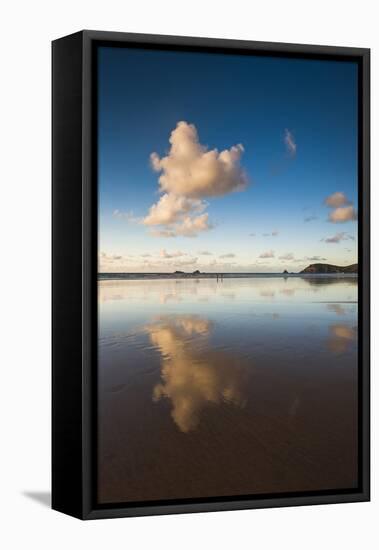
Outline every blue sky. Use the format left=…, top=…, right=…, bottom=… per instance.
left=98, top=46, right=358, bottom=273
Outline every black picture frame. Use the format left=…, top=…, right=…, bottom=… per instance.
left=52, top=30, right=370, bottom=520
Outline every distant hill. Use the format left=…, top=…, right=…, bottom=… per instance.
left=300, top=263, right=358, bottom=274
left=174, top=270, right=201, bottom=275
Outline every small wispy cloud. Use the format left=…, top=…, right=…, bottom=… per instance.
left=219, top=253, right=235, bottom=259
left=304, top=215, right=318, bottom=223
left=269, top=129, right=297, bottom=177
left=284, top=129, right=296, bottom=156
left=100, top=251, right=124, bottom=261
left=306, top=255, right=327, bottom=261
left=322, top=232, right=354, bottom=244
left=279, top=253, right=294, bottom=260
left=113, top=209, right=141, bottom=223
left=198, top=250, right=213, bottom=256
left=259, top=250, right=275, bottom=258
left=175, top=257, right=198, bottom=266
left=160, top=249, right=187, bottom=259
left=99, top=252, right=131, bottom=269
left=262, top=230, right=279, bottom=237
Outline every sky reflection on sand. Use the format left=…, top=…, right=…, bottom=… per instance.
left=99, top=276, right=358, bottom=427
left=98, top=276, right=358, bottom=503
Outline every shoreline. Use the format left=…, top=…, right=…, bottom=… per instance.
left=98, top=272, right=358, bottom=281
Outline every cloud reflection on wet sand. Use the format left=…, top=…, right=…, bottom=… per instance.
left=327, top=323, right=357, bottom=353
left=327, top=303, right=348, bottom=316
left=144, top=315, right=248, bottom=433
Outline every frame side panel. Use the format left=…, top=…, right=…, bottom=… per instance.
left=52, top=32, right=84, bottom=518
left=361, top=50, right=370, bottom=500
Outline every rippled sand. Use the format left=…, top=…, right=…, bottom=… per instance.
left=98, top=276, right=358, bottom=504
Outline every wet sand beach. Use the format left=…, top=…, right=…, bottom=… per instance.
left=98, top=275, right=358, bottom=504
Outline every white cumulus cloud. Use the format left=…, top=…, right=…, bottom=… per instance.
left=324, top=192, right=357, bottom=223
left=143, top=193, right=206, bottom=226
left=150, top=121, right=247, bottom=199
left=328, top=205, right=357, bottom=223
left=142, top=121, right=247, bottom=237
left=324, top=192, right=350, bottom=208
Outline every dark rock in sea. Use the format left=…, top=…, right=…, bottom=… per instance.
left=174, top=270, right=185, bottom=274
left=283, top=269, right=289, bottom=274
left=192, top=270, right=201, bottom=275
left=300, top=263, right=358, bottom=274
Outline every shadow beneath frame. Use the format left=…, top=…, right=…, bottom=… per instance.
left=23, top=491, right=51, bottom=508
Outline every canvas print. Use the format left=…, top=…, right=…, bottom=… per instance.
left=97, top=46, right=358, bottom=504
